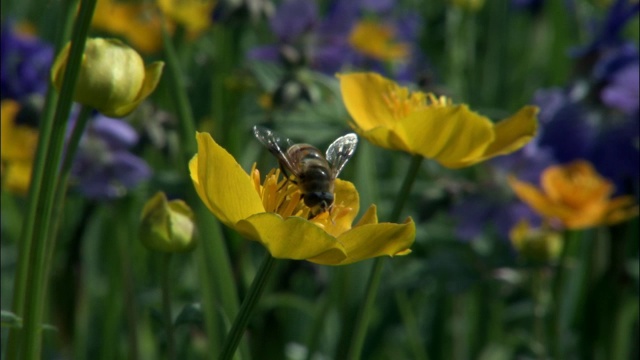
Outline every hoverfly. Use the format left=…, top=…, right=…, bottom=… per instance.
left=253, top=125, right=358, bottom=217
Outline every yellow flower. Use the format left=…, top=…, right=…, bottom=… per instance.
left=51, top=38, right=164, bottom=118
left=92, top=0, right=165, bottom=54
left=338, top=72, right=539, bottom=168
left=1, top=100, right=38, bottom=194
left=508, top=160, right=639, bottom=229
left=348, top=20, right=410, bottom=61
left=189, top=132, right=415, bottom=265
left=510, top=219, right=562, bottom=263
left=157, top=0, right=216, bottom=34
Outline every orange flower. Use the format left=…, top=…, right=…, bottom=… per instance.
left=508, top=160, right=638, bottom=229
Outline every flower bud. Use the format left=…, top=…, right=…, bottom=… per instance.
left=510, top=220, right=562, bottom=264
left=51, top=38, right=164, bottom=117
left=140, top=192, right=196, bottom=253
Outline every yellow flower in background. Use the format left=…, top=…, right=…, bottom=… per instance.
left=338, top=72, right=539, bottom=168
left=157, top=0, right=217, bottom=34
left=51, top=38, right=164, bottom=117
left=189, top=132, right=415, bottom=265
left=508, top=160, right=639, bottom=229
left=348, top=20, right=410, bottom=61
left=510, top=219, right=562, bottom=263
left=93, top=0, right=165, bottom=54
left=1, top=100, right=38, bottom=194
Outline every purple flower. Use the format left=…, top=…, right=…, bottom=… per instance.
left=588, top=117, right=640, bottom=195
left=248, top=0, right=426, bottom=79
left=531, top=88, right=596, bottom=163
left=1, top=22, right=54, bottom=100
left=269, top=0, right=318, bottom=42
left=450, top=192, right=541, bottom=242
left=71, top=115, right=151, bottom=199
left=572, top=0, right=640, bottom=58
left=601, top=63, right=639, bottom=115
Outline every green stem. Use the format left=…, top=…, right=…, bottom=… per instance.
left=549, top=231, right=571, bottom=360
left=218, top=252, right=277, bottom=360
left=18, top=1, right=97, bottom=358
left=395, top=291, right=429, bottom=360
left=5, top=1, right=78, bottom=358
left=532, top=269, right=547, bottom=359
left=161, top=254, right=176, bottom=360
left=346, top=155, right=423, bottom=360
left=44, top=105, right=92, bottom=269
left=304, top=295, right=332, bottom=360
left=166, top=19, right=244, bottom=354
left=389, top=155, right=423, bottom=222
left=161, top=22, right=197, bottom=158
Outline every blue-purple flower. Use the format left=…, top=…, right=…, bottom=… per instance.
left=601, top=63, right=639, bottom=115
left=71, top=115, right=151, bottom=199
left=248, top=0, right=425, bottom=78
left=1, top=22, right=53, bottom=100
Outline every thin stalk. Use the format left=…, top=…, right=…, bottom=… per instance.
left=43, top=105, right=92, bottom=269
left=161, top=254, right=176, bottom=360
left=395, top=291, right=429, bottom=360
left=532, top=269, right=547, bottom=359
left=167, top=18, right=244, bottom=353
left=117, top=198, right=140, bottom=360
left=218, top=252, right=277, bottom=360
left=19, top=0, right=97, bottom=358
left=161, top=22, right=197, bottom=158
left=549, top=230, right=578, bottom=359
left=304, top=295, right=332, bottom=360
left=5, top=1, right=78, bottom=358
left=346, top=155, right=423, bottom=360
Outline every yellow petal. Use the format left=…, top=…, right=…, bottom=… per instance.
left=110, top=61, right=165, bottom=117
left=92, top=0, right=165, bottom=54
left=318, top=179, right=360, bottom=235
left=478, top=106, right=539, bottom=161
left=338, top=73, right=399, bottom=130
left=1, top=100, right=38, bottom=162
left=508, top=176, right=574, bottom=219
left=356, top=204, right=379, bottom=226
left=399, top=105, right=494, bottom=167
left=604, top=196, right=639, bottom=225
left=332, top=217, right=416, bottom=265
left=236, top=213, right=347, bottom=262
left=189, top=132, right=264, bottom=228
left=157, top=0, right=216, bottom=34
left=353, top=125, right=412, bottom=154
left=3, top=161, right=32, bottom=195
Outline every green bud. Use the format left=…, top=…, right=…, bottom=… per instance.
left=51, top=38, right=164, bottom=117
left=140, top=192, right=196, bottom=253
left=510, top=220, right=562, bottom=264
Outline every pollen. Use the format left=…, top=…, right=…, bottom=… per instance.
left=251, top=163, right=306, bottom=218
left=382, top=84, right=452, bottom=120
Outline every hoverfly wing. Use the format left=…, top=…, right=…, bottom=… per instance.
left=252, top=125, right=298, bottom=176
left=326, top=133, right=358, bottom=178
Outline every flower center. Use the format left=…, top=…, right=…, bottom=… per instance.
left=382, top=85, right=451, bottom=120
left=251, top=164, right=306, bottom=218
left=250, top=164, right=354, bottom=233
left=348, top=20, right=410, bottom=61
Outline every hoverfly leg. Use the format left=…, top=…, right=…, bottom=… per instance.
left=277, top=164, right=298, bottom=191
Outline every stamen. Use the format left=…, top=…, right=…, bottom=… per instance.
left=383, top=84, right=453, bottom=120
